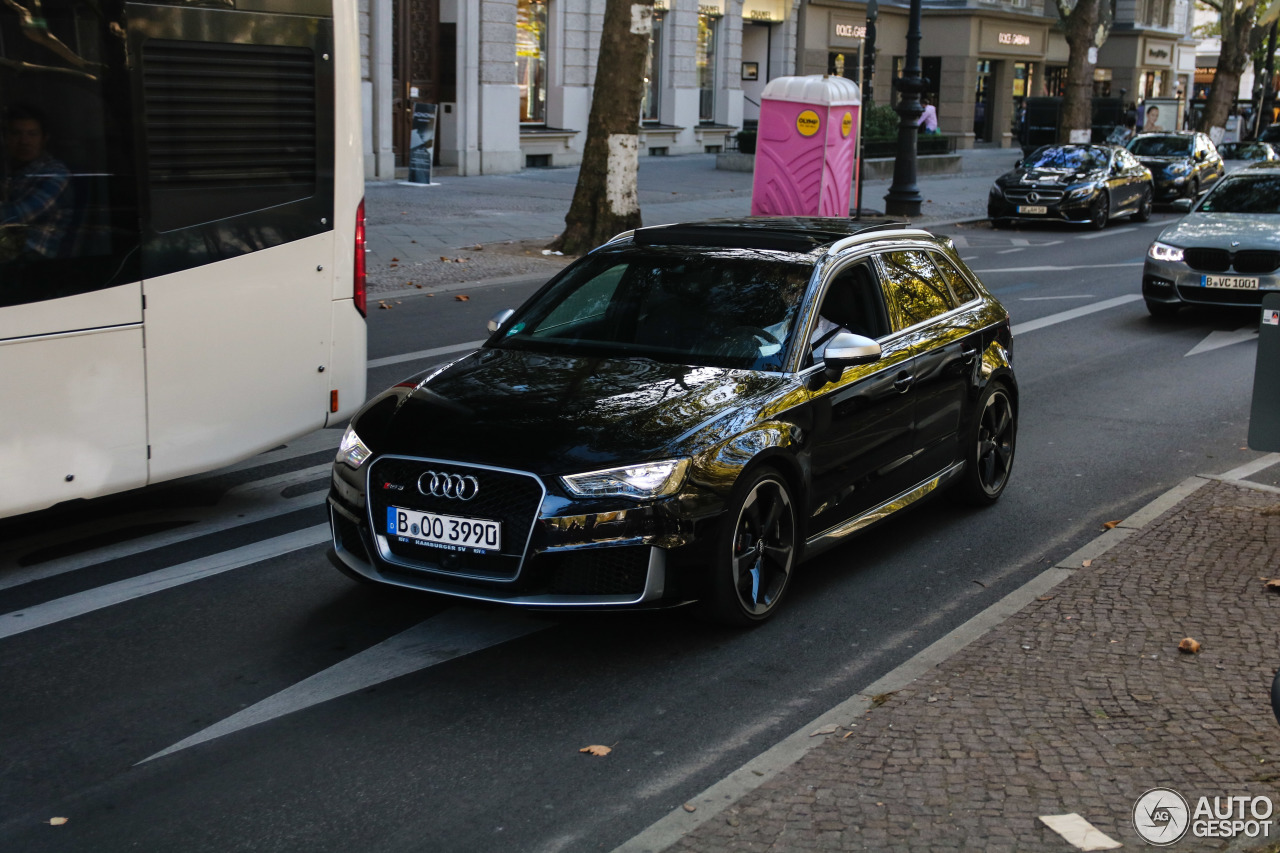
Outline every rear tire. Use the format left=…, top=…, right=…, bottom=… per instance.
left=1133, top=188, right=1153, bottom=222
left=950, top=383, right=1016, bottom=507
left=703, top=467, right=799, bottom=626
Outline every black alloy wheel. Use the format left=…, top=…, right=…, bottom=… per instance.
left=1187, top=177, right=1199, bottom=199
left=1133, top=187, right=1153, bottom=222
left=1089, top=192, right=1110, bottom=230
left=707, top=468, right=798, bottom=625
left=951, top=383, right=1017, bottom=506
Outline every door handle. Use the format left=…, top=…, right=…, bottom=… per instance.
left=893, top=374, right=915, bottom=393
left=960, top=347, right=978, bottom=363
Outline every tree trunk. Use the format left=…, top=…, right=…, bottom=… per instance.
left=1055, top=0, right=1111, bottom=144
left=1202, top=0, right=1257, bottom=137
left=552, top=0, right=654, bottom=255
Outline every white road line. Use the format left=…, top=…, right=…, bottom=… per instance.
left=972, top=262, right=1143, bottom=274
left=1185, top=326, right=1257, bottom=357
left=1011, top=238, right=1030, bottom=247
left=1011, top=295, right=1143, bottom=336
left=139, top=608, right=550, bottom=763
left=1020, top=295, right=1095, bottom=301
left=0, top=525, right=329, bottom=640
left=1221, top=453, right=1280, bottom=481
left=368, top=340, right=484, bottom=369
left=997, top=248, right=1024, bottom=254
left=0, top=465, right=332, bottom=592
left=1080, top=226, right=1136, bottom=240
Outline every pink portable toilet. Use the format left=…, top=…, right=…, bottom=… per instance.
left=751, top=75, right=861, bottom=218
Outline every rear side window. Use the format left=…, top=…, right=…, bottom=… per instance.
left=931, top=253, right=978, bottom=304
left=876, top=250, right=957, bottom=330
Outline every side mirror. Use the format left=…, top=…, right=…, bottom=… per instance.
left=1014, top=158, right=1024, bottom=168
left=824, top=332, right=882, bottom=371
left=488, top=308, right=515, bottom=334
left=1171, top=197, right=1194, bottom=212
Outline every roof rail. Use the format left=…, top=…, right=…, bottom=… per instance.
left=828, top=227, right=935, bottom=255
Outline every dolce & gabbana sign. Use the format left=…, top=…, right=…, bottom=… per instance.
left=831, top=15, right=865, bottom=46
left=979, top=20, right=1043, bottom=54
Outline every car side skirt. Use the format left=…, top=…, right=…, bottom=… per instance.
left=804, top=461, right=965, bottom=557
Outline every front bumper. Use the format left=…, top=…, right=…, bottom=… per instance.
left=987, top=188, right=1101, bottom=225
left=327, top=458, right=724, bottom=608
left=1151, top=174, right=1195, bottom=202
left=1142, top=257, right=1280, bottom=309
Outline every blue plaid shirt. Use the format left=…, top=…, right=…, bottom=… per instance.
left=1, top=153, right=71, bottom=258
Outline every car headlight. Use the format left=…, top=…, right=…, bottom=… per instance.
left=561, top=458, right=690, bottom=500
left=1066, top=183, right=1096, bottom=200
left=337, top=423, right=373, bottom=469
left=1148, top=241, right=1185, bottom=263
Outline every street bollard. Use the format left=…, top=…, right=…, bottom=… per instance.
left=1248, top=293, right=1280, bottom=451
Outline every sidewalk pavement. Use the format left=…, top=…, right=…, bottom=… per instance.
left=617, top=464, right=1280, bottom=853
left=362, top=147, right=1019, bottom=295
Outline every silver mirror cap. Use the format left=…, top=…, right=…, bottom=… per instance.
left=488, top=308, right=515, bottom=334
left=824, top=332, right=882, bottom=366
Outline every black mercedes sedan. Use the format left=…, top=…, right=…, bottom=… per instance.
left=987, top=144, right=1152, bottom=229
left=328, top=219, right=1017, bottom=625
left=1126, top=131, right=1224, bottom=202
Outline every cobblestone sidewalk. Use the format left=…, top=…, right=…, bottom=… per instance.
left=650, top=476, right=1280, bottom=852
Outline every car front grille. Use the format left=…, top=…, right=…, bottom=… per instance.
left=1184, top=248, right=1280, bottom=274
left=1002, top=188, right=1065, bottom=204
left=366, top=456, right=545, bottom=580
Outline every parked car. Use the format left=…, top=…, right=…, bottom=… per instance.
left=1217, top=140, right=1278, bottom=171
left=1143, top=163, right=1280, bottom=318
left=987, top=143, right=1153, bottom=229
left=1258, top=124, right=1280, bottom=145
left=1126, top=132, right=1225, bottom=202
left=327, top=219, right=1018, bottom=624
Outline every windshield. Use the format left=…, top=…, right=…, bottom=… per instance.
left=1197, top=175, right=1280, bottom=214
left=1023, top=147, right=1108, bottom=171
left=491, top=246, right=813, bottom=371
left=1128, top=136, right=1192, bottom=157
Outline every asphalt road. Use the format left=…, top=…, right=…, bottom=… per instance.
left=2, top=211, right=1276, bottom=853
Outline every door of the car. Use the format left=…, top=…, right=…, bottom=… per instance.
left=803, top=260, right=918, bottom=536
left=872, top=248, right=985, bottom=484
left=1109, top=148, right=1141, bottom=211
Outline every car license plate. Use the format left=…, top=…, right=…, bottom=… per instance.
left=1201, top=275, right=1259, bottom=290
left=1017, top=205, right=1048, bottom=215
left=387, top=506, right=501, bottom=552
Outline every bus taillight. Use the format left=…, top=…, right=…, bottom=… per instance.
left=354, top=197, right=367, bottom=317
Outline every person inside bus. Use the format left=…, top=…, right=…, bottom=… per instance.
left=1, top=103, right=71, bottom=263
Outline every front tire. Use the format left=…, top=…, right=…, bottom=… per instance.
left=1089, top=192, right=1110, bottom=230
left=1133, top=188, right=1153, bottom=222
left=950, top=383, right=1016, bottom=506
left=705, top=467, right=799, bottom=626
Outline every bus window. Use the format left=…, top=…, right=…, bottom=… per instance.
left=0, top=0, right=140, bottom=308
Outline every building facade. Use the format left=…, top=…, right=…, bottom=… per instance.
left=798, top=0, right=1195, bottom=149
left=359, top=0, right=801, bottom=179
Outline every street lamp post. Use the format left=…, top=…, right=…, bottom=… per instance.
left=855, top=0, right=878, bottom=219
left=884, top=0, right=925, bottom=217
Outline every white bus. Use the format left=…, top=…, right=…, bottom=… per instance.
left=0, top=0, right=367, bottom=519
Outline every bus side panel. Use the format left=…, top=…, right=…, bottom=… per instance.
left=143, top=234, right=334, bottom=483
left=325, top=297, right=367, bottom=424
left=0, top=325, right=148, bottom=517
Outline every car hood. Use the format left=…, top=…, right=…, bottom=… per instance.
left=364, top=347, right=795, bottom=475
left=1159, top=213, right=1280, bottom=249
left=1136, top=155, right=1191, bottom=170
left=999, top=166, right=1104, bottom=186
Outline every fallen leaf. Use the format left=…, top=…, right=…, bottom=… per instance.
left=683, top=803, right=697, bottom=813
left=472, top=244, right=483, bottom=251
left=1266, top=579, right=1280, bottom=591
left=415, top=284, right=423, bottom=289
left=48, top=818, right=68, bottom=826
left=1037, top=595, right=1055, bottom=601
left=842, top=731, right=855, bottom=739
left=455, top=295, right=470, bottom=302
left=1179, top=637, right=1202, bottom=654
left=388, top=263, right=398, bottom=268
left=440, top=256, right=450, bottom=262
left=377, top=301, right=391, bottom=310
left=809, top=724, right=839, bottom=737
left=411, top=239, right=417, bottom=243
left=871, top=692, right=895, bottom=707
left=1103, top=520, right=1122, bottom=529
left=1082, top=559, right=1093, bottom=567
left=391, top=257, right=399, bottom=262
left=579, top=745, right=612, bottom=757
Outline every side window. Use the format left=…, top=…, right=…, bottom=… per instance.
left=1, top=0, right=140, bottom=308
left=809, top=261, right=888, bottom=365
left=876, top=250, right=957, bottom=331
left=930, top=253, right=978, bottom=304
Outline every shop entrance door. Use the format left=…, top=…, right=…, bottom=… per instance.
left=393, top=0, right=445, bottom=166
left=974, top=60, right=995, bottom=142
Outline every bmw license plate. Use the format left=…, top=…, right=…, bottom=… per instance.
left=1201, top=275, right=1259, bottom=290
left=387, top=506, right=501, bottom=552
left=1017, top=205, right=1048, bottom=215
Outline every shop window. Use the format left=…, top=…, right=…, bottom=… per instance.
left=517, top=0, right=548, bottom=124
left=697, top=10, right=720, bottom=122
left=643, top=12, right=664, bottom=122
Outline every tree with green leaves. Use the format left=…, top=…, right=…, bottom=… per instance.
left=1054, top=0, right=1115, bottom=144
left=1199, top=0, right=1261, bottom=137
left=551, top=0, right=655, bottom=256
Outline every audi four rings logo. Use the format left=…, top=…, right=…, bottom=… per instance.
left=418, top=471, right=480, bottom=500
